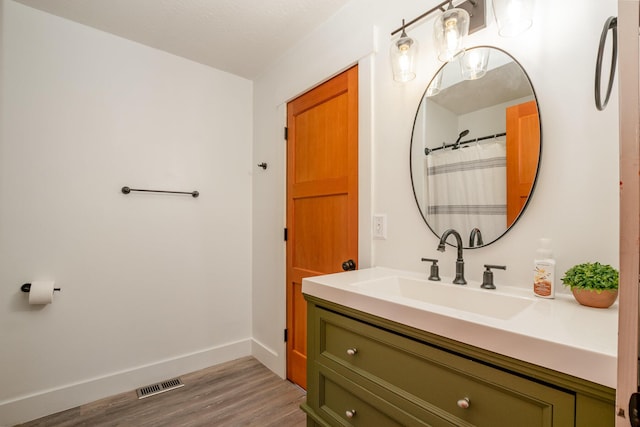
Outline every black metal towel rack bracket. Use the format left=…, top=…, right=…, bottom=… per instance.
left=121, top=186, right=199, bottom=198
left=21, top=283, right=61, bottom=292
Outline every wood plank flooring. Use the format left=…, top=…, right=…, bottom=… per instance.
left=16, top=357, right=307, bottom=427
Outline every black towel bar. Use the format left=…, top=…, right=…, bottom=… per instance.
left=121, top=186, right=199, bottom=198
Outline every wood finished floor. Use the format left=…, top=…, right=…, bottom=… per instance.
left=16, top=357, right=307, bottom=427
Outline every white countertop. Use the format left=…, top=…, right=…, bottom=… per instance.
left=302, top=267, right=618, bottom=388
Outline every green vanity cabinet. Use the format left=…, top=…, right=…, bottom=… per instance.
left=301, top=295, right=615, bottom=427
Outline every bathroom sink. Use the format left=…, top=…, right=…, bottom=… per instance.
left=302, top=267, right=618, bottom=388
left=352, top=276, right=534, bottom=320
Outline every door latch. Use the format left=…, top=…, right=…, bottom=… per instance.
left=629, top=392, right=640, bottom=426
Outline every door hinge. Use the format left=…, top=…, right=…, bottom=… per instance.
left=284, top=127, right=288, bottom=141
left=284, top=328, right=288, bottom=342
left=284, top=228, right=288, bottom=241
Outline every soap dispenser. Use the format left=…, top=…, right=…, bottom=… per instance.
left=533, top=238, right=555, bottom=299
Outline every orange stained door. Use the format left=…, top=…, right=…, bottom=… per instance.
left=286, top=66, right=358, bottom=389
left=506, top=100, right=540, bottom=227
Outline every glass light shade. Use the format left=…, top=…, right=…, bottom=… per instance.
left=390, top=32, right=418, bottom=82
left=426, top=71, right=443, bottom=97
left=492, top=0, right=534, bottom=37
left=434, top=8, right=470, bottom=62
left=460, top=48, right=490, bottom=80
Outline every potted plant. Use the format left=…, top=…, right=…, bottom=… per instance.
left=561, top=262, right=619, bottom=308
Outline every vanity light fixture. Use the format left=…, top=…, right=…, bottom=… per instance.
left=390, top=0, right=534, bottom=82
left=390, top=20, right=419, bottom=82
left=391, top=0, right=486, bottom=76
left=460, top=47, right=490, bottom=79
left=492, top=0, right=534, bottom=37
left=434, top=2, right=470, bottom=62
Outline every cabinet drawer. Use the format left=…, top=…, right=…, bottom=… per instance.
left=315, top=365, right=457, bottom=427
left=317, top=307, right=575, bottom=427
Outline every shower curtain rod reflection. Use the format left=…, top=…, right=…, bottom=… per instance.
left=121, top=186, right=200, bottom=198
left=425, top=132, right=506, bottom=156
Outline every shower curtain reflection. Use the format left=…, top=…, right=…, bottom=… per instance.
left=425, top=140, right=507, bottom=243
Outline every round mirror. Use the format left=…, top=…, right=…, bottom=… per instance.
left=410, top=46, right=541, bottom=248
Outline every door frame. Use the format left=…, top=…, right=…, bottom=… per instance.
left=285, top=65, right=359, bottom=388
left=616, top=1, right=639, bottom=425
left=280, top=57, right=374, bottom=374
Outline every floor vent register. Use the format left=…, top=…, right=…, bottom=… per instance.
left=136, top=378, right=184, bottom=399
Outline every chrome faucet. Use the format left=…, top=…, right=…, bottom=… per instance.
left=469, top=228, right=483, bottom=248
left=437, top=229, right=467, bottom=285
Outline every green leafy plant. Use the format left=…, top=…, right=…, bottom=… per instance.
left=561, top=262, right=619, bottom=292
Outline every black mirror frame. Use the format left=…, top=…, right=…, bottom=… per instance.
left=409, top=46, right=543, bottom=249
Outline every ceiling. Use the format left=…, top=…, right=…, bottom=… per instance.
left=430, top=62, right=534, bottom=115
left=15, top=0, right=351, bottom=80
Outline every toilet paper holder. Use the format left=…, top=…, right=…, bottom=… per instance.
left=21, top=283, right=61, bottom=293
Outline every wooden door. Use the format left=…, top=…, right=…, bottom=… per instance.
left=506, top=100, right=540, bottom=227
left=286, top=66, right=358, bottom=389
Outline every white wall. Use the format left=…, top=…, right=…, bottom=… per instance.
left=459, top=96, right=534, bottom=138
left=252, top=0, right=619, bottom=378
left=0, top=1, right=253, bottom=424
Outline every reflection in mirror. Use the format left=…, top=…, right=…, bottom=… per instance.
left=410, top=46, right=540, bottom=249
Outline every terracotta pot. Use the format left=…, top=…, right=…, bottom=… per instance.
left=571, top=288, right=618, bottom=309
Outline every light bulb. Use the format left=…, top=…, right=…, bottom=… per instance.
left=445, top=19, right=460, bottom=55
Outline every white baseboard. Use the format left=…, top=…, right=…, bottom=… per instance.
left=251, top=338, right=286, bottom=379
left=0, top=339, right=251, bottom=427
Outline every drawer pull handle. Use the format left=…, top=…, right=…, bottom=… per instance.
left=346, top=348, right=358, bottom=356
left=457, top=397, right=470, bottom=409
left=345, top=409, right=357, bottom=418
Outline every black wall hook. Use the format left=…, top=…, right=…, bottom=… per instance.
left=257, top=162, right=268, bottom=170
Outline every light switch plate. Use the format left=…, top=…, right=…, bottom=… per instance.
left=373, top=214, right=387, bottom=240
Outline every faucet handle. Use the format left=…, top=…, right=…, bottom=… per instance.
left=421, top=258, right=441, bottom=281
left=481, top=264, right=506, bottom=289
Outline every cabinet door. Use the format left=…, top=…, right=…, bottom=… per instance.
left=316, top=307, right=575, bottom=427
left=314, top=366, right=458, bottom=427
